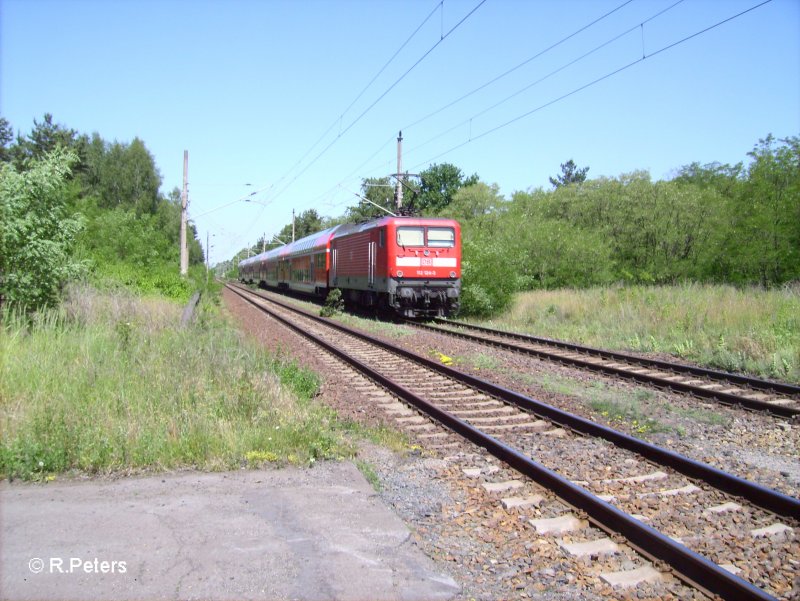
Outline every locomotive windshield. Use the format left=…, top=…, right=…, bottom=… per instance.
left=427, top=227, right=455, bottom=247
left=397, top=226, right=455, bottom=248
left=397, top=227, right=424, bottom=247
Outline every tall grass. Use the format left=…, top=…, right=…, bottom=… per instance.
left=0, top=285, right=355, bottom=480
left=487, top=283, right=800, bottom=383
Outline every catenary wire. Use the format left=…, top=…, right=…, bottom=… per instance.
left=263, top=1, right=443, bottom=200
left=400, top=0, right=638, bottom=132
left=209, top=0, right=443, bottom=241
left=265, top=0, right=488, bottom=207
left=409, top=0, right=773, bottom=171
left=197, top=3, right=442, bottom=256
left=404, top=0, right=687, bottom=158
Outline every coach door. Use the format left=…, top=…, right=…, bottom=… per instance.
left=368, top=241, right=376, bottom=287
left=331, top=248, right=337, bottom=286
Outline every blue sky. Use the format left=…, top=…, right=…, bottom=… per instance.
left=2, top=0, right=798, bottom=265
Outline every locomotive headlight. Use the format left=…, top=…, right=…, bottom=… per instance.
left=397, top=270, right=404, bottom=278
left=450, top=271, right=456, bottom=278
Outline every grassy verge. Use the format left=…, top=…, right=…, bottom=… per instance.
left=332, top=313, right=414, bottom=339
left=0, top=285, right=361, bottom=481
left=355, top=460, right=382, bottom=492
left=482, top=283, right=799, bottom=383
left=525, top=373, right=671, bottom=435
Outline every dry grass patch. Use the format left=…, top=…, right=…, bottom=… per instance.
left=488, top=283, right=799, bottom=383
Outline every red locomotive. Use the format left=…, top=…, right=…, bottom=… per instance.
left=239, top=216, right=461, bottom=317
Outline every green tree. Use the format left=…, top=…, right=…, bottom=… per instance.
left=87, top=137, right=162, bottom=214
left=411, top=163, right=478, bottom=214
left=436, top=183, right=514, bottom=316
left=549, top=159, right=589, bottom=188
left=1, top=116, right=206, bottom=301
left=0, top=148, right=85, bottom=311
left=439, top=182, right=502, bottom=228
left=458, top=235, right=517, bottom=317
left=163, top=188, right=203, bottom=265
left=9, top=114, right=86, bottom=171
left=0, top=117, right=13, bottom=163
left=80, top=133, right=108, bottom=192
left=502, top=190, right=615, bottom=289
left=344, top=177, right=396, bottom=222
left=517, top=172, right=728, bottom=284
left=277, top=208, right=325, bottom=242
left=673, top=161, right=743, bottom=198
left=730, top=135, right=800, bottom=285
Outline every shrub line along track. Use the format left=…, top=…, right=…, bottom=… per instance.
left=404, top=317, right=800, bottom=419
left=226, top=283, right=798, bottom=601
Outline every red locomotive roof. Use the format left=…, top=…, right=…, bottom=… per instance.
left=330, top=216, right=460, bottom=241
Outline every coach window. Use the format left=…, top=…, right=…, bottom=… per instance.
left=379, top=230, right=385, bottom=247
left=397, top=226, right=424, bottom=247
left=427, top=227, right=455, bottom=247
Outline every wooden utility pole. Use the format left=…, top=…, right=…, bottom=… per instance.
left=292, top=209, right=296, bottom=242
left=180, top=150, right=189, bottom=276
left=395, top=131, right=403, bottom=210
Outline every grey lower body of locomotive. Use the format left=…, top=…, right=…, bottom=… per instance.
left=333, top=275, right=460, bottom=318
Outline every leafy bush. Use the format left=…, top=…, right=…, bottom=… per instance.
left=0, top=148, right=86, bottom=311
left=90, top=262, right=194, bottom=302
left=320, top=288, right=344, bottom=317
left=459, top=237, right=517, bottom=317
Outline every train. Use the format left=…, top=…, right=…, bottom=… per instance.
left=239, top=216, right=461, bottom=318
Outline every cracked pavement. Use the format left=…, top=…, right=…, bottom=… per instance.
left=0, top=462, right=459, bottom=601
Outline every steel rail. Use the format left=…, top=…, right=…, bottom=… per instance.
left=433, top=317, right=800, bottom=397
left=227, top=283, right=780, bottom=601
left=409, top=318, right=800, bottom=418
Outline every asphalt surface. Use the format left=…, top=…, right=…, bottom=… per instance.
left=0, top=462, right=459, bottom=601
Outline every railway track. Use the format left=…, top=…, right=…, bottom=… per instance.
left=405, top=317, right=800, bottom=419
left=226, top=283, right=799, bottom=601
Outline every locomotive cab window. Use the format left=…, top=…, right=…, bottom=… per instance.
left=397, top=226, right=424, bottom=247
left=427, top=227, right=455, bottom=248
